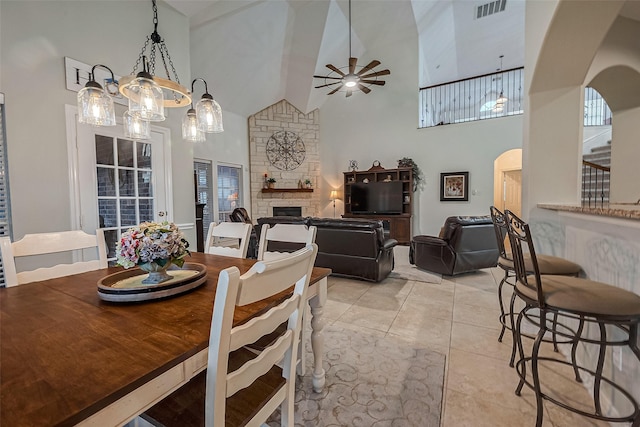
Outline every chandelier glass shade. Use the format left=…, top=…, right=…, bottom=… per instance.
left=182, top=78, right=223, bottom=140
left=196, top=94, right=223, bottom=133
left=182, top=108, right=205, bottom=142
left=124, top=110, right=151, bottom=140
left=77, top=65, right=116, bottom=127
left=124, top=69, right=165, bottom=122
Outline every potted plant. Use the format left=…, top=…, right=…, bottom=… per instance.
left=304, top=179, right=312, bottom=189
left=397, top=157, right=424, bottom=192
left=267, top=178, right=276, bottom=189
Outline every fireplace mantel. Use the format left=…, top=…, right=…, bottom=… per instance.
left=261, top=188, right=314, bottom=193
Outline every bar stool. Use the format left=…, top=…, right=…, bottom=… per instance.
left=490, top=206, right=582, bottom=366
left=505, top=210, right=640, bottom=427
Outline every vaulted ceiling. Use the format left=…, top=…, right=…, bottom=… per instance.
left=166, top=0, right=525, bottom=116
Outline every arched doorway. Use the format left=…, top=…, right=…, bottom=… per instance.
left=494, top=149, right=522, bottom=217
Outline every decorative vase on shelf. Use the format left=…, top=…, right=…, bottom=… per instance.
left=139, top=261, right=173, bottom=284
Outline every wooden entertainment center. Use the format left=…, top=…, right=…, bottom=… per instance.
left=343, top=166, right=413, bottom=244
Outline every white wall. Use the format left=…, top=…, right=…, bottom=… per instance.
left=0, top=1, right=195, bottom=242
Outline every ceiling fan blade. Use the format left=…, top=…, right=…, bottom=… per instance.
left=346, top=90, right=353, bottom=98
left=349, top=57, right=357, bottom=75
left=313, top=75, right=342, bottom=80
left=328, top=86, right=342, bottom=95
left=314, top=82, right=341, bottom=89
left=361, top=80, right=386, bottom=86
left=357, top=60, right=381, bottom=76
left=357, top=84, right=371, bottom=94
left=326, top=64, right=345, bottom=76
left=360, top=69, right=391, bottom=79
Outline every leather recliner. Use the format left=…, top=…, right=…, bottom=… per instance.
left=256, top=216, right=397, bottom=282
left=410, top=215, right=499, bottom=275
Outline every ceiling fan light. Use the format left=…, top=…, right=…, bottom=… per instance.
left=496, top=91, right=508, bottom=105
left=123, top=110, right=150, bottom=140
left=196, top=94, right=223, bottom=133
left=182, top=108, right=205, bottom=142
left=343, top=74, right=359, bottom=88
left=77, top=81, right=116, bottom=126
left=127, top=72, right=165, bottom=122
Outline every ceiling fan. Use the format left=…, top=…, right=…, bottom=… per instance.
left=313, top=0, right=390, bottom=97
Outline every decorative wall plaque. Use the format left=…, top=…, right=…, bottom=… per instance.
left=266, top=131, right=306, bottom=171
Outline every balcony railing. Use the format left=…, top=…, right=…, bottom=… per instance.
left=419, top=67, right=524, bottom=128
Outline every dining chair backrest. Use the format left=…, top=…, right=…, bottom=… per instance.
left=0, top=229, right=108, bottom=287
left=203, top=222, right=252, bottom=258
left=206, top=244, right=318, bottom=426
left=489, top=206, right=510, bottom=259
left=257, top=223, right=317, bottom=261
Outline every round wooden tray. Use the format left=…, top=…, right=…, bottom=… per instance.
left=97, top=262, right=208, bottom=302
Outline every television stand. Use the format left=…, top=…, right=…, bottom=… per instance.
left=343, top=167, right=413, bottom=245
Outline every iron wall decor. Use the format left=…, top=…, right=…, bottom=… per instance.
left=440, top=172, right=469, bottom=201
left=266, top=130, right=306, bottom=171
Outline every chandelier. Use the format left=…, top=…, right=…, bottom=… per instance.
left=182, top=78, right=224, bottom=142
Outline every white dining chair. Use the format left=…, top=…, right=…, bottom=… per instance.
left=203, top=222, right=252, bottom=258
left=144, top=244, right=318, bottom=427
left=257, top=223, right=317, bottom=261
left=0, top=229, right=108, bottom=287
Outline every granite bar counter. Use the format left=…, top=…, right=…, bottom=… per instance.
left=538, top=203, right=640, bottom=221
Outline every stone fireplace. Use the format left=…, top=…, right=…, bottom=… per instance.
left=248, top=100, right=320, bottom=219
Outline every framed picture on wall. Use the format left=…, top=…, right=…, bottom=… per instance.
left=440, top=172, right=469, bottom=201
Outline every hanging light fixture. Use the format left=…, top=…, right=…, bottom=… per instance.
left=118, top=0, right=191, bottom=122
left=313, top=0, right=390, bottom=97
left=192, top=78, right=223, bottom=133
left=123, top=110, right=151, bottom=140
left=182, top=108, right=205, bottom=142
left=495, top=55, right=508, bottom=106
left=77, top=64, right=117, bottom=126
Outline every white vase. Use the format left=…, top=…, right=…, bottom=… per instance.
left=139, top=261, right=172, bottom=284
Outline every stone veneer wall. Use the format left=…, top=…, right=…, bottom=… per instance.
left=249, top=100, right=320, bottom=219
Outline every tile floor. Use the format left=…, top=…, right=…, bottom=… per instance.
left=321, top=247, right=617, bottom=427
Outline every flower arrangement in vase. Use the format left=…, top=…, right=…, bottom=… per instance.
left=267, top=178, right=276, bottom=189
left=116, top=221, right=190, bottom=284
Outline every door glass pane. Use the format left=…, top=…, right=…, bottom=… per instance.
left=139, top=199, right=154, bottom=223
left=117, top=138, right=134, bottom=168
left=103, top=229, right=117, bottom=259
left=95, top=135, right=114, bottom=165
left=138, top=142, right=152, bottom=169
left=97, top=167, right=115, bottom=197
left=98, top=199, right=117, bottom=228
left=119, top=170, right=135, bottom=197
left=119, top=199, right=137, bottom=226
left=138, top=171, right=153, bottom=197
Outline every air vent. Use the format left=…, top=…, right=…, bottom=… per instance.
left=476, top=0, right=507, bottom=19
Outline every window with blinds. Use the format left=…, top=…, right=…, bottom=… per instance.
left=217, top=164, right=243, bottom=223
left=0, top=93, right=13, bottom=287
left=194, top=160, right=214, bottom=241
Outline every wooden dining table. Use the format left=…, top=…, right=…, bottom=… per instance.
left=0, top=252, right=331, bottom=427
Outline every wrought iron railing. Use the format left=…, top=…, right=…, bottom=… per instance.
left=582, top=160, right=610, bottom=208
left=418, top=67, right=524, bottom=128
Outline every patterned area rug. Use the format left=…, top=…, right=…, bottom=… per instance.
left=388, top=245, right=442, bottom=284
left=268, top=325, right=446, bottom=426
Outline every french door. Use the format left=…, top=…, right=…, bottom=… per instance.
left=68, top=107, right=171, bottom=263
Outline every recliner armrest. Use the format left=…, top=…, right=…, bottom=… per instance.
left=412, top=235, right=448, bottom=247
left=382, top=239, right=398, bottom=250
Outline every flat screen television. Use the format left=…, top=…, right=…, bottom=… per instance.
left=350, top=181, right=403, bottom=214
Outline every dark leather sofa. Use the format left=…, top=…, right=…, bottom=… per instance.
left=256, top=216, right=397, bottom=282
left=410, top=215, right=499, bottom=275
